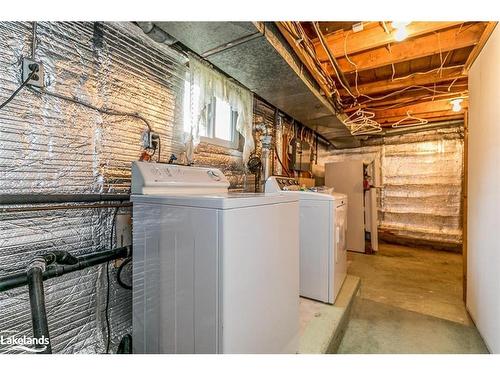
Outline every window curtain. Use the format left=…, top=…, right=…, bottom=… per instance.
left=184, top=54, right=254, bottom=164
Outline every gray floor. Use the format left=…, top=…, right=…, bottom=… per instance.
left=338, top=243, right=489, bottom=354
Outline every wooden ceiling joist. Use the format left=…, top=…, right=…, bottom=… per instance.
left=313, top=21, right=464, bottom=61
left=373, top=98, right=468, bottom=124
left=378, top=113, right=465, bottom=125
left=324, top=22, right=486, bottom=75
left=277, top=21, right=496, bottom=130
left=346, top=88, right=469, bottom=113
left=342, top=66, right=466, bottom=96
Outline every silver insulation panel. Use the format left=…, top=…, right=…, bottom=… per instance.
left=315, top=126, right=464, bottom=248
left=193, top=142, right=246, bottom=189
left=0, top=22, right=187, bottom=353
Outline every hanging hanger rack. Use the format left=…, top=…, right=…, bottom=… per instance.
left=342, top=108, right=382, bottom=136
left=391, top=111, right=429, bottom=128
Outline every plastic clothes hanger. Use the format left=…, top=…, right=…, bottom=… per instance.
left=391, top=111, right=428, bottom=128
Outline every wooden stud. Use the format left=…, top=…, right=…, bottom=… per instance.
left=462, top=110, right=468, bottom=303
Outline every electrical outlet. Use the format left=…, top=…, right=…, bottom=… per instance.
left=143, top=131, right=159, bottom=150
left=22, top=58, right=45, bottom=87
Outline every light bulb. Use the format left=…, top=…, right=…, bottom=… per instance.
left=391, top=21, right=410, bottom=29
left=392, top=21, right=410, bottom=42
left=394, top=27, right=408, bottom=41
left=451, top=98, right=463, bottom=112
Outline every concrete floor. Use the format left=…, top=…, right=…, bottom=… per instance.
left=338, top=243, right=489, bottom=354
left=299, top=298, right=326, bottom=337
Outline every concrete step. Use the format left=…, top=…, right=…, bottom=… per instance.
left=298, top=275, right=361, bottom=354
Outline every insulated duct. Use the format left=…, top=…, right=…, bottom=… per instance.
left=151, top=22, right=355, bottom=147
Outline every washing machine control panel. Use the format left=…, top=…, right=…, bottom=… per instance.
left=265, top=176, right=300, bottom=192
left=131, top=161, right=229, bottom=194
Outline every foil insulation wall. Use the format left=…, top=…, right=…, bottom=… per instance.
left=193, top=141, right=246, bottom=189
left=0, top=22, right=187, bottom=353
left=315, top=126, right=464, bottom=249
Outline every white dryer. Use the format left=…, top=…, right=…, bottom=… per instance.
left=131, top=162, right=299, bottom=354
left=266, top=176, right=348, bottom=304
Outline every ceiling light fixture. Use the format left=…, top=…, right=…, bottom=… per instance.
left=392, top=21, right=410, bottom=42
left=451, top=98, right=463, bottom=112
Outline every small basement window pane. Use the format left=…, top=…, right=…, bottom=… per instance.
left=214, top=97, right=233, bottom=141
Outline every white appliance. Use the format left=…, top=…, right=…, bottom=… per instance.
left=325, top=160, right=379, bottom=253
left=131, top=162, right=299, bottom=354
left=265, top=176, right=347, bottom=304
left=325, top=161, right=365, bottom=253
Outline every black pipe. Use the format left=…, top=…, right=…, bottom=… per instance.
left=27, top=265, right=52, bottom=354
left=117, top=334, right=132, bottom=354
left=0, top=202, right=132, bottom=214
left=0, top=194, right=130, bottom=205
left=0, top=246, right=132, bottom=293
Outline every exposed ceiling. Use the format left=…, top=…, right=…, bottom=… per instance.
left=144, top=21, right=496, bottom=146
left=153, top=22, right=356, bottom=147
left=276, top=21, right=497, bottom=128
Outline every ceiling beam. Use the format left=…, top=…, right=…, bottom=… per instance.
left=324, top=22, right=485, bottom=75
left=372, top=98, right=468, bottom=124
left=343, top=83, right=468, bottom=111
left=462, top=21, right=497, bottom=74
left=377, top=112, right=465, bottom=126
left=314, top=21, right=464, bottom=61
left=343, top=66, right=466, bottom=96
left=275, top=22, right=337, bottom=103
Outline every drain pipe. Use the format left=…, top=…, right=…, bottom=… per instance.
left=27, top=261, right=52, bottom=354
left=0, top=246, right=131, bottom=354
left=26, top=251, right=79, bottom=354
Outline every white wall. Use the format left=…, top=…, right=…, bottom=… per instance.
left=467, top=25, right=500, bottom=353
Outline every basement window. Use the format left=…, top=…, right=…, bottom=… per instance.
left=186, top=57, right=253, bottom=159
left=201, top=96, right=239, bottom=149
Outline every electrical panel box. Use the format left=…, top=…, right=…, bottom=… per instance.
left=291, top=138, right=312, bottom=171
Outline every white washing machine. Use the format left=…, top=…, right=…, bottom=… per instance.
left=131, top=162, right=299, bottom=354
left=266, top=176, right=347, bottom=304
